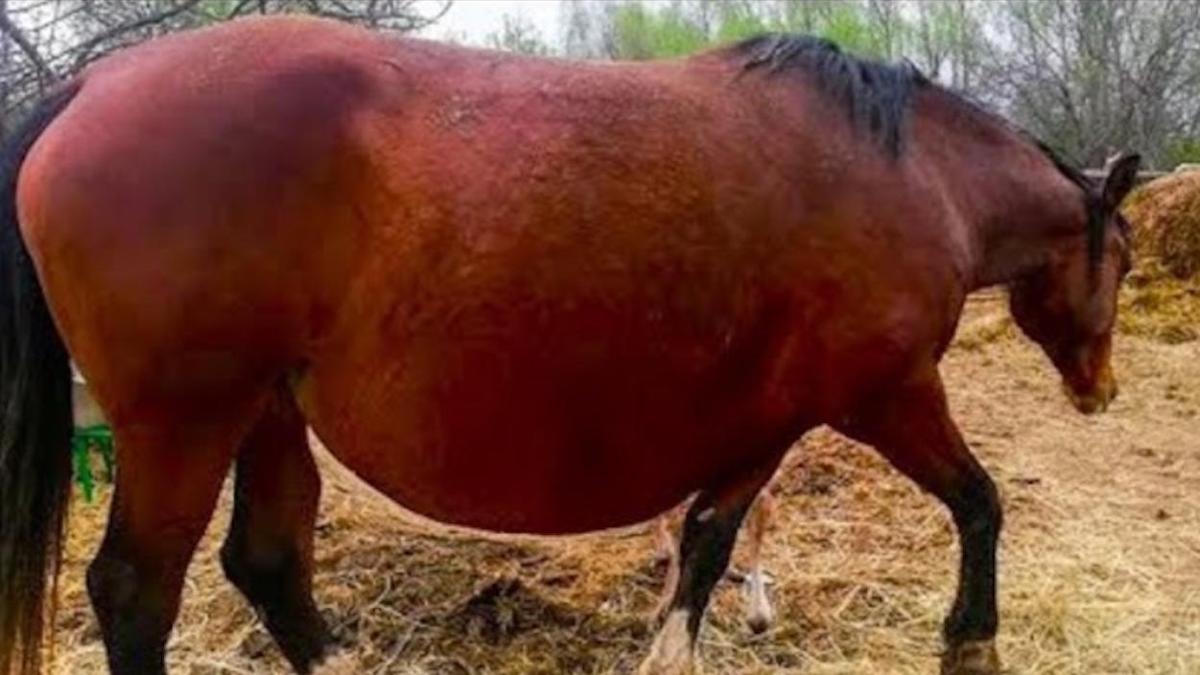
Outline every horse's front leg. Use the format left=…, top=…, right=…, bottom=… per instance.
left=837, top=366, right=1003, bottom=675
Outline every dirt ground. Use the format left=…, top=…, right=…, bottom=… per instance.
left=50, top=292, right=1200, bottom=674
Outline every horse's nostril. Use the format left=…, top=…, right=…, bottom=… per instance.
left=747, top=615, right=771, bottom=635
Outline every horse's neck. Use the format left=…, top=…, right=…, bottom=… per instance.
left=968, top=184, right=1064, bottom=290
left=916, top=92, right=1081, bottom=291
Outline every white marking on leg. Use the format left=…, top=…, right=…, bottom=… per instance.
left=744, top=563, right=774, bottom=634
left=637, top=609, right=695, bottom=675
left=651, top=513, right=681, bottom=620
left=743, top=489, right=776, bottom=633
left=652, top=551, right=680, bottom=620
left=654, top=515, right=676, bottom=563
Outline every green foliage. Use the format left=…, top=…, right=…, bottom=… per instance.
left=816, top=3, right=884, bottom=57
left=611, top=3, right=708, bottom=59
left=1164, top=139, right=1200, bottom=168
left=598, top=0, right=911, bottom=62
left=713, top=4, right=769, bottom=45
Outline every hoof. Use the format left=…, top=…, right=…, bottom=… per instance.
left=637, top=610, right=696, bottom=675
left=636, top=655, right=696, bottom=675
left=742, top=571, right=774, bottom=636
left=941, top=639, right=1000, bottom=675
left=309, top=653, right=357, bottom=675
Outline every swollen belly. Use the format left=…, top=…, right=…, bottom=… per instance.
left=314, top=420, right=711, bottom=535
left=298, top=299, right=794, bottom=534
left=300, top=363, right=749, bottom=534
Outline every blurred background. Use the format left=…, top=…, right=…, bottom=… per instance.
left=5, top=1, right=1200, bottom=169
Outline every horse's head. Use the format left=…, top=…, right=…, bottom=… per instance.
left=1008, top=152, right=1141, bottom=414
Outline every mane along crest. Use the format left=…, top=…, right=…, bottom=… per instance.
left=734, top=33, right=929, bottom=156
left=732, top=33, right=1104, bottom=263
left=920, top=91, right=1103, bottom=262
left=1030, top=138, right=1106, bottom=265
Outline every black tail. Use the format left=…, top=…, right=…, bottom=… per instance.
left=0, top=83, right=81, bottom=675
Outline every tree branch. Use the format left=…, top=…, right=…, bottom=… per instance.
left=68, top=0, right=205, bottom=69
left=0, top=7, right=54, bottom=83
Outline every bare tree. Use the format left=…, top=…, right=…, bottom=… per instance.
left=866, top=0, right=904, bottom=59
left=0, top=0, right=452, bottom=119
left=987, top=0, right=1200, bottom=166
left=910, top=0, right=985, bottom=91
left=487, top=13, right=551, bottom=56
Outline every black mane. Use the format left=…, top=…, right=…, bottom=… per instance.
left=1031, top=138, right=1106, bottom=264
left=734, top=33, right=1105, bottom=263
left=735, top=34, right=928, bottom=156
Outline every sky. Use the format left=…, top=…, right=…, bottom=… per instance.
left=416, top=0, right=564, bottom=46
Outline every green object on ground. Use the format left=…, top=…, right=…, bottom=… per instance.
left=72, top=424, right=114, bottom=502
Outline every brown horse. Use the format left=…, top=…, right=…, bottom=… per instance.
left=0, top=16, right=1139, bottom=675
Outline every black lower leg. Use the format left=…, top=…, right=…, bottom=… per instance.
left=221, top=532, right=330, bottom=672
left=837, top=368, right=1003, bottom=675
left=221, top=390, right=330, bottom=673
left=638, top=457, right=783, bottom=674
left=670, top=492, right=756, bottom=636
left=87, top=544, right=173, bottom=675
left=943, top=474, right=1002, bottom=644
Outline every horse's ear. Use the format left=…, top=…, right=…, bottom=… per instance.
left=1102, top=152, right=1141, bottom=212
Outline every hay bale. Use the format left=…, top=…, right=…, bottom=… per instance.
left=1118, top=262, right=1200, bottom=343
left=1123, top=171, right=1200, bottom=279
left=1117, top=172, right=1200, bottom=343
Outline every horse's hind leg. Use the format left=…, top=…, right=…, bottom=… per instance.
left=838, top=367, right=1002, bottom=675
left=637, top=455, right=782, bottom=675
left=652, top=490, right=777, bottom=634
left=742, top=488, right=777, bottom=634
left=651, top=511, right=681, bottom=620
left=221, top=386, right=331, bottom=673
left=87, top=402, right=260, bottom=675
